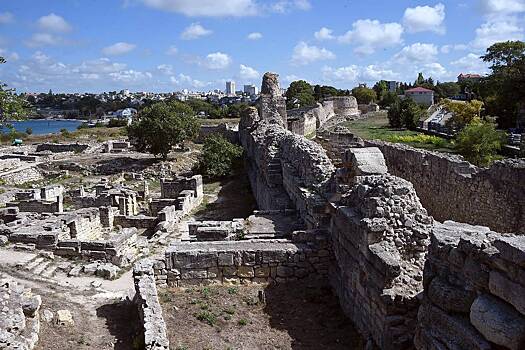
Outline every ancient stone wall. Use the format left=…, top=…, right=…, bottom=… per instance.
left=197, top=123, right=239, bottom=144
left=36, top=143, right=89, bottom=153
left=415, top=221, right=525, bottom=350
left=316, top=126, right=364, bottom=166
left=133, top=259, right=170, bottom=350
left=367, top=140, right=525, bottom=233
left=154, top=234, right=332, bottom=287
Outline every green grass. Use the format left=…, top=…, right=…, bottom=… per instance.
left=344, top=112, right=456, bottom=153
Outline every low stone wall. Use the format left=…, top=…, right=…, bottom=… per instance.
left=415, top=221, right=525, bottom=350
left=316, top=126, right=364, bottom=166
left=12, top=198, right=62, bottom=214
left=153, top=235, right=332, bottom=287
left=367, top=140, right=525, bottom=234
left=113, top=215, right=157, bottom=230
left=197, top=123, right=239, bottom=144
left=133, top=259, right=170, bottom=350
left=1, top=166, right=43, bottom=185
left=36, top=143, right=89, bottom=153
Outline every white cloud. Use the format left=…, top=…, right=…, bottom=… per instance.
left=109, top=70, right=153, bottom=82
left=471, top=16, right=524, bottom=48
left=157, top=64, right=174, bottom=75
left=37, top=13, right=72, bottom=33
left=440, top=44, right=468, bottom=53
left=176, top=73, right=208, bottom=88
left=271, top=0, right=312, bottom=13
left=338, top=19, right=404, bottom=54
left=141, top=0, right=258, bottom=17
left=322, top=65, right=360, bottom=83
left=394, top=43, right=439, bottom=64
left=74, top=58, right=127, bottom=74
left=479, top=0, right=525, bottom=15
left=247, top=32, right=263, bottom=40
left=420, top=62, right=450, bottom=80
left=204, top=52, right=231, bottom=69
left=291, top=41, right=335, bottom=65
left=451, top=53, right=490, bottom=73
left=322, top=65, right=400, bottom=85
left=403, top=3, right=446, bottom=34
left=166, top=46, right=178, bottom=55
left=25, top=33, right=64, bottom=47
left=180, top=23, right=212, bottom=40
left=361, top=65, right=400, bottom=81
left=239, top=64, right=259, bottom=80
left=314, top=27, right=334, bottom=41
left=102, top=42, right=137, bottom=56
left=0, top=12, right=14, bottom=24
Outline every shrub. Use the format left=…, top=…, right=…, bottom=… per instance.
left=387, top=99, right=402, bottom=128
left=196, top=311, right=217, bottom=326
left=388, top=134, right=447, bottom=148
left=455, top=117, right=506, bottom=166
left=387, top=98, right=424, bottom=130
left=108, top=118, right=128, bottom=127
left=198, top=134, right=243, bottom=178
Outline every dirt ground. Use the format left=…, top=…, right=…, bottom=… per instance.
left=160, top=278, right=364, bottom=350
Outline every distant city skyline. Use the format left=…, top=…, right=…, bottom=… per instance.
left=0, top=0, right=524, bottom=93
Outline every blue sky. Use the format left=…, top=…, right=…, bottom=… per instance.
left=0, top=0, right=524, bottom=93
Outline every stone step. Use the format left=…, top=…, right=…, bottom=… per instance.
left=24, top=257, right=44, bottom=271
left=41, top=264, right=59, bottom=278
left=32, top=261, right=51, bottom=275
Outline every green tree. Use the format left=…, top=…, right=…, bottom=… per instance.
left=481, top=40, right=525, bottom=128
left=435, top=82, right=461, bottom=99
left=455, top=117, right=506, bottom=166
left=285, top=80, right=315, bottom=109
left=0, top=57, right=29, bottom=124
left=351, top=86, right=377, bottom=104
left=387, top=98, right=424, bottom=129
left=198, top=134, right=243, bottom=178
left=379, top=91, right=399, bottom=109
left=127, top=101, right=199, bottom=159
left=441, top=99, right=484, bottom=130
left=373, top=80, right=389, bottom=100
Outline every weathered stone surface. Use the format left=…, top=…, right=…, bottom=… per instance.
left=489, top=270, right=525, bottom=316
left=494, top=236, right=525, bottom=266
left=56, top=309, right=74, bottom=326
left=470, top=294, right=525, bottom=350
left=428, top=277, right=476, bottom=313
left=344, top=147, right=388, bottom=176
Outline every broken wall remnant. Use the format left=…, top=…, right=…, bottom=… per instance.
left=0, top=279, right=42, bottom=350
left=133, top=260, right=170, bottom=350
left=35, top=143, right=89, bottom=153
left=367, top=140, right=525, bottom=234
left=415, top=221, right=525, bottom=350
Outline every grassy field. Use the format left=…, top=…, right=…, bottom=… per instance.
left=344, top=112, right=456, bottom=153
left=0, top=126, right=128, bottom=145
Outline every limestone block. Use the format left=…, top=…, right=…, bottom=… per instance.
left=470, top=294, right=525, bottom=350
left=489, top=270, right=525, bottom=316
left=254, top=267, right=270, bottom=278
left=428, top=277, right=476, bottom=313
left=56, top=310, right=74, bottom=326
left=237, top=266, right=255, bottom=278
left=96, top=264, right=120, bottom=280
left=494, top=236, right=525, bottom=267
left=276, top=266, right=294, bottom=278
left=21, top=295, right=41, bottom=318
left=344, top=147, right=388, bottom=176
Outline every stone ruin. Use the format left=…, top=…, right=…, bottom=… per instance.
left=130, top=72, right=525, bottom=350
left=0, top=278, right=41, bottom=350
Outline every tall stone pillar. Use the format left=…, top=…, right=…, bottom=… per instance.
left=259, top=72, right=287, bottom=127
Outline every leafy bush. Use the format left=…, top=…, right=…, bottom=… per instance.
left=196, top=310, right=217, bottom=326
left=455, top=117, right=506, bottom=166
left=388, top=134, right=447, bottom=148
left=198, top=134, right=243, bottom=178
left=108, top=118, right=128, bottom=127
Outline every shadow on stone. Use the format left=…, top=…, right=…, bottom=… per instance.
left=263, top=278, right=364, bottom=350
left=96, top=299, right=141, bottom=350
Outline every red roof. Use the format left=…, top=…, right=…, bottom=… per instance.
left=405, top=87, right=434, bottom=93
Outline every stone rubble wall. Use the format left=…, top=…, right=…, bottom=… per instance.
left=0, top=279, right=41, bottom=350
left=1, top=166, right=43, bottom=186
left=11, top=197, right=62, bottom=214
left=153, top=233, right=332, bottom=287
left=197, top=123, right=239, bottom=144
left=415, top=221, right=525, bottom=350
left=160, top=175, right=203, bottom=201
left=35, top=143, right=89, bottom=153
left=367, top=140, right=525, bottom=234
left=316, top=126, right=365, bottom=166
left=133, top=259, right=170, bottom=350
left=240, top=105, right=335, bottom=228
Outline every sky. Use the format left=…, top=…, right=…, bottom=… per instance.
left=0, top=0, right=524, bottom=93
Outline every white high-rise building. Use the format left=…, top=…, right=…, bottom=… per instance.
left=226, top=81, right=236, bottom=95
left=243, top=84, right=258, bottom=96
